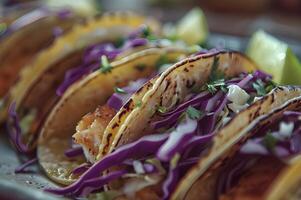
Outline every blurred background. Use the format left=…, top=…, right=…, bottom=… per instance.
left=1, top=0, right=300, bottom=39
left=1, top=0, right=300, bottom=53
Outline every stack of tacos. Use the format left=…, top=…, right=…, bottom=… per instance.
left=2, top=4, right=301, bottom=200
left=39, top=50, right=301, bottom=199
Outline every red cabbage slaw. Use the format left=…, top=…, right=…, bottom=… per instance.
left=46, top=70, right=275, bottom=199
left=107, top=78, right=148, bottom=111
left=216, top=111, right=301, bottom=197
left=0, top=7, right=73, bottom=39
left=7, top=102, right=32, bottom=154
left=56, top=26, right=152, bottom=96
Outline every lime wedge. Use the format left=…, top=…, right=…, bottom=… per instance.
left=246, top=30, right=301, bottom=85
left=176, top=8, right=209, bottom=45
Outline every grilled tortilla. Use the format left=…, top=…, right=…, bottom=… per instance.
left=4, top=12, right=160, bottom=153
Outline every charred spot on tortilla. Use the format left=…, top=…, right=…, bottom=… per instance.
left=184, top=67, right=189, bottom=72
left=164, top=78, right=171, bottom=92
left=134, top=64, right=146, bottom=72
left=112, top=123, right=119, bottom=129
left=118, top=110, right=128, bottom=120
left=186, top=79, right=196, bottom=88
left=123, top=99, right=134, bottom=111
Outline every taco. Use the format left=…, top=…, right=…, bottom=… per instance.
left=266, top=156, right=301, bottom=200
left=37, top=46, right=190, bottom=185
left=44, top=51, right=301, bottom=199
left=5, top=12, right=161, bottom=153
left=182, top=92, right=301, bottom=200
left=0, top=5, right=83, bottom=98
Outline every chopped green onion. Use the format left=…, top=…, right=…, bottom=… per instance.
left=100, top=55, right=112, bottom=74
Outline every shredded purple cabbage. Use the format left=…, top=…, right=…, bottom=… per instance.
left=45, top=134, right=169, bottom=196
left=48, top=69, right=275, bottom=198
left=156, top=118, right=197, bottom=162
left=56, top=27, right=151, bottom=96
left=75, top=170, right=127, bottom=197
left=14, top=158, right=38, bottom=174
left=240, top=111, right=301, bottom=157
left=7, top=102, right=32, bottom=154
left=107, top=78, right=148, bottom=111
left=217, top=111, right=301, bottom=197
left=1, top=7, right=73, bottom=39
left=72, top=163, right=92, bottom=175
left=64, top=146, right=84, bottom=158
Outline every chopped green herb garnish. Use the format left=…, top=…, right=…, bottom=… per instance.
left=157, top=106, right=167, bottom=114
left=114, top=87, right=127, bottom=94
left=263, top=132, right=278, bottom=151
left=204, top=78, right=226, bottom=94
left=186, top=106, right=203, bottom=120
left=142, top=25, right=151, bottom=37
left=155, top=55, right=169, bottom=70
left=265, top=80, right=277, bottom=93
left=141, top=26, right=157, bottom=41
left=0, top=23, right=7, bottom=35
left=135, top=100, right=142, bottom=108
left=252, top=79, right=266, bottom=96
left=135, top=64, right=146, bottom=72
left=113, top=37, right=125, bottom=48
left=99, top=55, right=112, bottom=74
left=220, top=85, right=228, bottom=93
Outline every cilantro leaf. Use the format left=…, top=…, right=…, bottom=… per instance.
left=135, top=100, right=142, bottom=108
left=99, top=55, right=112, bottom=74
left=265, top=80, right=277, bottom=93
left=114, top=87, right=127, bottom=94
left=263, top=133, right=278, bottom=151
left=113, top=37, right=125, bottom=48
left=252, top=79, right=266, bottom=96
left=186, top=106, right=203, bottom=120
left=204, top=78, right=226, bottom=94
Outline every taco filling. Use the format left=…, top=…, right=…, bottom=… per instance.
left=56, top=25, right=187, bottom=96
left=217, top=110, right=301, bottom=200
left=48, top=68, right=276, bottom=198
left=7, top=24, right=188, bottom=154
